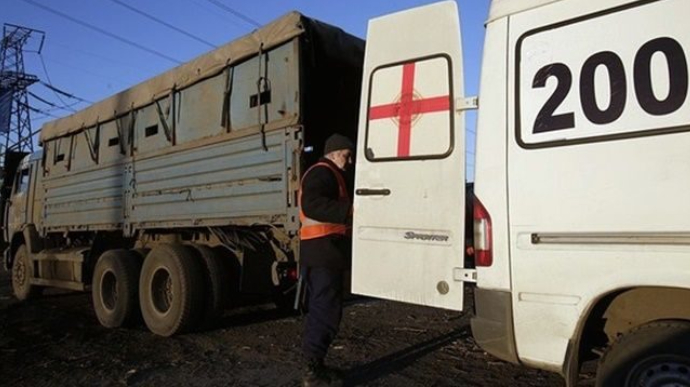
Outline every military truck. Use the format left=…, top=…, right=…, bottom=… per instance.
left=2, top=12, right=364, bottom=337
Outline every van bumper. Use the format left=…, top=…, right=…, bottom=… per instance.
left=470, top=287, right=519, bottom=364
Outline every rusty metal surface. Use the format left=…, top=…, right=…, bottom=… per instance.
left=127, top=129, right=294, bottom=231
left=42, top=164, right=124, bottom=232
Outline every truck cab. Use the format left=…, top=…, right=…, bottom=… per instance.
left=3, top=151, right=41, bottom=268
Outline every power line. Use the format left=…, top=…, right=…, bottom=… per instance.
left=205, top=0, right=261, bottom=28
left=38, top=53, right=76, bottom=111
left=185, top=0, right=245, bottom=28
left=40, top=81, right=92, bottom=104
left=43, top=55, right=130, bottom=87
left=28, top=91, right=79, bottom=113
left=23, top=0, right=183, bottom=65
left=19, top=101, right=60, bottom=119
left=108, top=0, right=217, bottom=49
left=49, top=41, right=155, bottom=73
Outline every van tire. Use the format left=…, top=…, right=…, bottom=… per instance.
left=11, top=244, right=41, bottom=301
left=139, top=244, right=203, bottom=336
left=596, top=320, right=690, bottom=387
left=92, top=249, right=142, bottom=328
left=189, top=244, right=229, bottom=326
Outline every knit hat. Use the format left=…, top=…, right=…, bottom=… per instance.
left=323, top=134, right=354, bottom=155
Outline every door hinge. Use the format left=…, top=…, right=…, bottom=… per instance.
left=453, top=268, right=477, bottom=283
left=455, top=96, right=478, bottom=112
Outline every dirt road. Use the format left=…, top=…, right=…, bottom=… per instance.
left=0, top=270, right=592, bottom=386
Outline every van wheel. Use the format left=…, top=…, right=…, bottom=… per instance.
left=11, top=244, right=41, bottom=301
left=189, top=244, right=229, bottom=327
left=92, top=249, right=142, bottom=328
left=596, top=321, right=690, bottom=387
left=139, top=244, right=203, bottom=336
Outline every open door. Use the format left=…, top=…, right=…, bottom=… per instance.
left=352, top=1, right=466, bottom=311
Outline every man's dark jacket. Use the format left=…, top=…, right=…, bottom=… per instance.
left=300, top=158, right=353, bottom=269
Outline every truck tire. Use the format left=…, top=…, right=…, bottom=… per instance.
left=189, top=244, right=229, bottom=326
left=139, top=244, right=203, bottom=336
left=131, top=248, right=150, bottom=261
left=596, top=320, right=690, bottom=387
left=11, top=244, right=41, bottom=300
left=213, top=246, right=241, bottom=308
left=272, top=285, right=298, bottom=315
left=92, top=249, right=142, bottom=328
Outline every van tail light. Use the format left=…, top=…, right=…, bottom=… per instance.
left=473, top=196, right=493, bottom=267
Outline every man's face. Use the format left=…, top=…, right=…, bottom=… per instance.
left=331, top=149, right=353, bottom=171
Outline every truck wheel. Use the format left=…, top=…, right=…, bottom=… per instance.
left=189, top=244, right=229, bottom=326
left=131, top=248, right=150, bottom=261
left=596, top=321, right=690, bottom=387
left=139, top=244, right=203, bottom=336
left=271, top=262, right=299, bottom=314
left=272, top=285, right=298, bottom=315
left=92, top=249, right=142, bottom=328
left=213, top=246, right=241, bottom=308
left=11, top=244, right=41, bottom=300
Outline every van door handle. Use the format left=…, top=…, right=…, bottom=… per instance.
left=356, top=188, right=391, bottom=196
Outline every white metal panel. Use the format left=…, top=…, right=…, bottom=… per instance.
left=488, top=0, right=563, bottom=23
left=507, top=0, right=690, bottom=369
left=352, top=1, right=466, bottom=311
left=473, top=17, right=512, bottom=292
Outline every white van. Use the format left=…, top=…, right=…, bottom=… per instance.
left=351, top=0, right=690, bottom=385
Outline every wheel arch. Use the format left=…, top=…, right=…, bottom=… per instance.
left=6, top=225, right=41, bottom=270
left=564, top=286, right=690, bottom=386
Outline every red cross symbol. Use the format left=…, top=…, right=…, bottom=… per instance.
left=368, top=62, right=451, bottom=157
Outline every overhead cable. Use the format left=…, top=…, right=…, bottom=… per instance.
left=108, top=0, right=217, bottom=49
left=28, top=91, right=80, bottom=112
left=185, top=0, right=244, bottom=27
left=38, top=54, right=77, bottom=111
left=23, top=0, right=183, bottom=65
left=20, top=101, right=60, bottom=118
left=205, top=0, right=261, bottom=28
left=40, top=81, right=92, bottom=104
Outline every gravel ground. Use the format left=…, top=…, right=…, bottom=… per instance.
left=0, top=269, right=594, bottom=386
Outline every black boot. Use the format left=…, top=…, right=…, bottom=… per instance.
left=302, top=359, right=343, bottom=387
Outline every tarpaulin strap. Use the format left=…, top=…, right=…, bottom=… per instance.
left=154, top=98, right=172, bottom=143
left=128, top=109, right=136, bottom=151
left=221, top=66, right=234, bottom=132
left=257, top=42, right=268, bottom=152
left=66, top=134, right=75, bottom=171
left=114, top=111, right=127, bottom=155
left=83, top=123, right=100, bottom=163
left=170, top=88, right=176, bottom=137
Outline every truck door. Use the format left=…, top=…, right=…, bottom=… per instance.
left=352, top=1, right=467, bottom=311
left=7, top=160, right=32, bottom=239
left=1, top=151, right=28, bottom=242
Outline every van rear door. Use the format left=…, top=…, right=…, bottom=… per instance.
left=352, top=1, right=467, bottom=311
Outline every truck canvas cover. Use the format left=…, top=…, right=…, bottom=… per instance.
left=36, top=12, right=363, bottom=235
left=40, top=11, right=364, bottom=143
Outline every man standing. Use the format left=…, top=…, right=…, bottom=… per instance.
left=300, top=133, right=354, bottom=387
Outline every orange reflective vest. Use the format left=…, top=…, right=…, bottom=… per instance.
left=299, top=161, right=350, bottom=240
